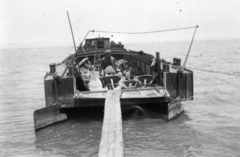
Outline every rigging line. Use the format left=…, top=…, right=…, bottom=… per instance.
left=93, top=25, right=198, bottom=34
left=186, top=67, right=240, bottom=77
left=161, top=62, right=240, bottom=77
left=79, top=30, right=94, bottom=53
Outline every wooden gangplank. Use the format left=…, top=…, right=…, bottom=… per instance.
left=98, top=89, right=124, bottom=157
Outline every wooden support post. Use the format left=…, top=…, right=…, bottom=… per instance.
left=144, top=62, right=147, bottom=74
left=177, top=70, right=182, bottom=97
left=140, top=61, right=143, bottom=73
left=156, top=52, right=162, bottom=85
left=98, top=89, right=124, bottom=157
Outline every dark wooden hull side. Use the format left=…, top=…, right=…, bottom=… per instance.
left=59, top=97, right=171, bottom=108
left=124, top=52, right=194, bottom=101
left=163, top=71, right=193, bottom=100
left=33, top=96, right=183, bottom=130
left=44, top=76, right=75, bottom=107
left=124, top=53, right=154, bottom=76
left=73, top=98, right=105, bottom=107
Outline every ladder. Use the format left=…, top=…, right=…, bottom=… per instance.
left=94, top=54, right=101, bottom=70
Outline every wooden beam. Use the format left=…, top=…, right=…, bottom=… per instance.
left=98, top=89, right=124, bottom=157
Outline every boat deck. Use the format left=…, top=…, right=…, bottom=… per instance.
left=73, top=71, right=170, bottom=106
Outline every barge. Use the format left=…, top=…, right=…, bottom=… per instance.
left=34, top=33, right=194, bottom=130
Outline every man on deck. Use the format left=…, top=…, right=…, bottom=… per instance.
left=77, top=57, right=93, bottom=86
left=99, top=49, right=116, bottom=76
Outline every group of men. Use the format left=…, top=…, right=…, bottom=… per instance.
left=76, top=49, right=132, bottom=85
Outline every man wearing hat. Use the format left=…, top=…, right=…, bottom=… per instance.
left=99, top=49, right=116, bottom=76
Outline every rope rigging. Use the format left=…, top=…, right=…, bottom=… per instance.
left=70, top=25, right=239, bottom=77
left=162, top=61, right=240, bottom=77
left=93, top=25, right=198, bottom=34
left=186, top=67, right=240, bottom=77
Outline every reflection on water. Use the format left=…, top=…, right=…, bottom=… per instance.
left=35, top=119, right=102, bottom=157
left=123, top=113, right=194, bottom=157
left=129, top=106, right=146, bottom=118
left=1, top=40, right=240, bottom=156
left=34, top=105, right=185, bottom=157
left=122, top=103, right=169, bottom=120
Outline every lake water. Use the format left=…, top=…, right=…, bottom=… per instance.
left=0, top=39, right=240, bottom=157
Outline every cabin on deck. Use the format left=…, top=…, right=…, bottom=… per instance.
left=78, top=37, right=124, bottom=51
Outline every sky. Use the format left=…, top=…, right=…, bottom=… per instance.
left=0, top=0, right=240, bottom=47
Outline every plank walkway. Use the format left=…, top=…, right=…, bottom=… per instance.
left=98, top=89, right=124, bottom=157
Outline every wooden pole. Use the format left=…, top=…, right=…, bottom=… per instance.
left=60, top=12, right=77, bottom=77
left=177, top=70, right=182, bottom=97
left=67, top=11, right=77, bottom=52
left=181, top=25, right=198, bottom=71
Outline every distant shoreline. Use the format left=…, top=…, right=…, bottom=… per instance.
left=1, top=38, right=239, bottom=50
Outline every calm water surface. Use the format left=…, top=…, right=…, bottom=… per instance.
left=0, top=40, right=240, bottom=157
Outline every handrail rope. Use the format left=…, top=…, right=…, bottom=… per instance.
left=94, top=26, right=197, bottom=34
